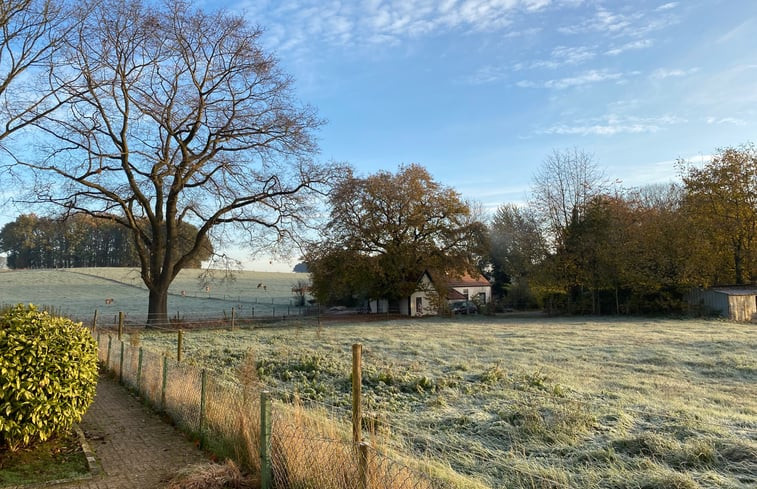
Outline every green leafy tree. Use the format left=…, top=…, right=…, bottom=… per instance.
left=307, top=164, right=486, bottom=305
left=679, top=144, right=757, bottom=284
left=0, top=214, right=41, bottom=268
left=0, top=214, right=212, bottom=268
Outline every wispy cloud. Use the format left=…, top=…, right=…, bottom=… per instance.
left=465, top=65, right=509, bottom=85
left=656, top=2, right=678, bottom=11
left=539, top=114, right=686, bottom=136
left=706, top=116, right=746, bottom=126
left=503, top=26, right=542, bottom=38
left=605, top=39, right=653, bottom=56
left=558, top=8, right=638, bottom=35
left=236, top=0, right=564, bottom=53
left=238, top=0, right=678, bottom=58
left=650, top=67, right=699, bottom=79
left=519, top=69, right=626, bottom=89
left=506, top=45, right=598, bottom=75
left=716, top=18, right=757, bottom=44
left=558, top=5, right=679, bottom=38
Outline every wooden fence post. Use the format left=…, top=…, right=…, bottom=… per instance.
left=260, top=391, right=272, bottom=489
left=177, top=330, right=183, bottom=363
left=119, top=341, right=124, bottom=384
left=118, top=312, right=124, bottom=341
left=161, top=355, right=168, bottom=411
left=199, top=369, right=207, bottom=449
left=91, top=309, right=98, bottom=334
left=136, top=347, right=143, bottom=392
left=358, top=441, right=370, bottom=489
left=231, top=307, right=236, bottom=330
left=106, top=335, right=112, bottom=370
left=352, top=343, right=363, bottom=444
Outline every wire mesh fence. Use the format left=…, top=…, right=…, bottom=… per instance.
left=75, top=301, right=321, bottom=329
left=93, top=321, right=757, bottom=489
left=95, top=331, right=467, bottom=489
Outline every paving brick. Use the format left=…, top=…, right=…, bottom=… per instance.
left=51, top=376, right=207, bottom=489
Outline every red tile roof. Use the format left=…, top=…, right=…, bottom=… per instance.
left=447, top=289, right=467, bottom=300
left=446, top=272, right=491, bottom=287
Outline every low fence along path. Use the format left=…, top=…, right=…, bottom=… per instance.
left=59, top=375, right=207, bottom=489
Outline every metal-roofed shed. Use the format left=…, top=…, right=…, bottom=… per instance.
left=688, top=286, right=757, bottom=321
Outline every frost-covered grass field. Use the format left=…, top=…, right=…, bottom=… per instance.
left=0, top=267, right=310, bottom=323
left=3, top=269, right=755, bottom=487
left=139, top=317, right=757, bottom=489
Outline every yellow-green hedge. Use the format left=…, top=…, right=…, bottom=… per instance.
left=0, top=304, right=98, bottom=450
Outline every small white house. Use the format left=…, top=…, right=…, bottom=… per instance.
left=688, top=287, right=757, bottom=322
left=447, top=272, right=492, bottom=304
left=400, top=270, right=492, bottom=317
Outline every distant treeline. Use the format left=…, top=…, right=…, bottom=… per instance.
left=0, top=214, right=212, bottom=269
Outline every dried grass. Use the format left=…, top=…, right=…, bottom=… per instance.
left=165, top=460, right=259, bottom=489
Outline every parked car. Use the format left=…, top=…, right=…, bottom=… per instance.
left=452, top=301, right=477, bottom=314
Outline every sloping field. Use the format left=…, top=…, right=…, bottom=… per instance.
left=139, top=317, right=757, bottom=488
left=0, top=267, right=310, bottom=323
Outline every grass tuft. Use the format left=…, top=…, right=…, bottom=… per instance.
left=165, top=460, right=258, bottom=489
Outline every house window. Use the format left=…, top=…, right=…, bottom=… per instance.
left=478, top=292, right=486, bottom=303
left=463, top=289, right=468, bottom=299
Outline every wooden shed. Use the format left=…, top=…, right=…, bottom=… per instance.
left=688, top=287, right=757, bottom=321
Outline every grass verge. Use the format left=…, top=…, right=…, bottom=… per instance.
left=0, top=430, right=89, bottom=487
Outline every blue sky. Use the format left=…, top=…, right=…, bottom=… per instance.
left=222, top=0, right=757, bottom=210
left=3, top=0, right=757, bottom=271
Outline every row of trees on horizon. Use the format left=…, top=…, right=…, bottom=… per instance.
left=3, top=144, right=754, bottom=316
left=305, top=145, right=757, bottom=315
left=0, top=0, right=754, bottom=321
left=0, top=214, right=213, bottom=269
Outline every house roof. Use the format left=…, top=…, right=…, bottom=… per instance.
left=446, top=272, right=491, bottom=287
left=710, top=286, right=757, bottom=296
left=447, top=289, right=467, bottom=300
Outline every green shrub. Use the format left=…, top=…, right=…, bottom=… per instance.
left=0, top=304, right=98, bottom=451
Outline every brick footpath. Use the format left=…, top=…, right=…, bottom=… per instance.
left=53, top=376, right=208, bottom=489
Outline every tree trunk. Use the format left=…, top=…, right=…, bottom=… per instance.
left=734, top=241, right=744, bottom=284
left=147, top=287, right=169, bottom=328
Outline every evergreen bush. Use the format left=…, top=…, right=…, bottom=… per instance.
left=0, top=304, right=98, bottom=450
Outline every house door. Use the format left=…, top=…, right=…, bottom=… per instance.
left=415, top=297, right=423, bottom=316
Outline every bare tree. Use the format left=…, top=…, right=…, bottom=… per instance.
left=16, top=0, right=339, bottom=325
left=0, top=0, right=70, bottom=144
left=531, top=148, right=611, bottom=247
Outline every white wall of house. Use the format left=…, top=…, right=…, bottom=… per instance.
left=409, top=273, right=438, bottom=316
left=410, top=291, right=436, bottom=316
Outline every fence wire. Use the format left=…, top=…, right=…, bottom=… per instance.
left=95, top=331, right=464, bottom=489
